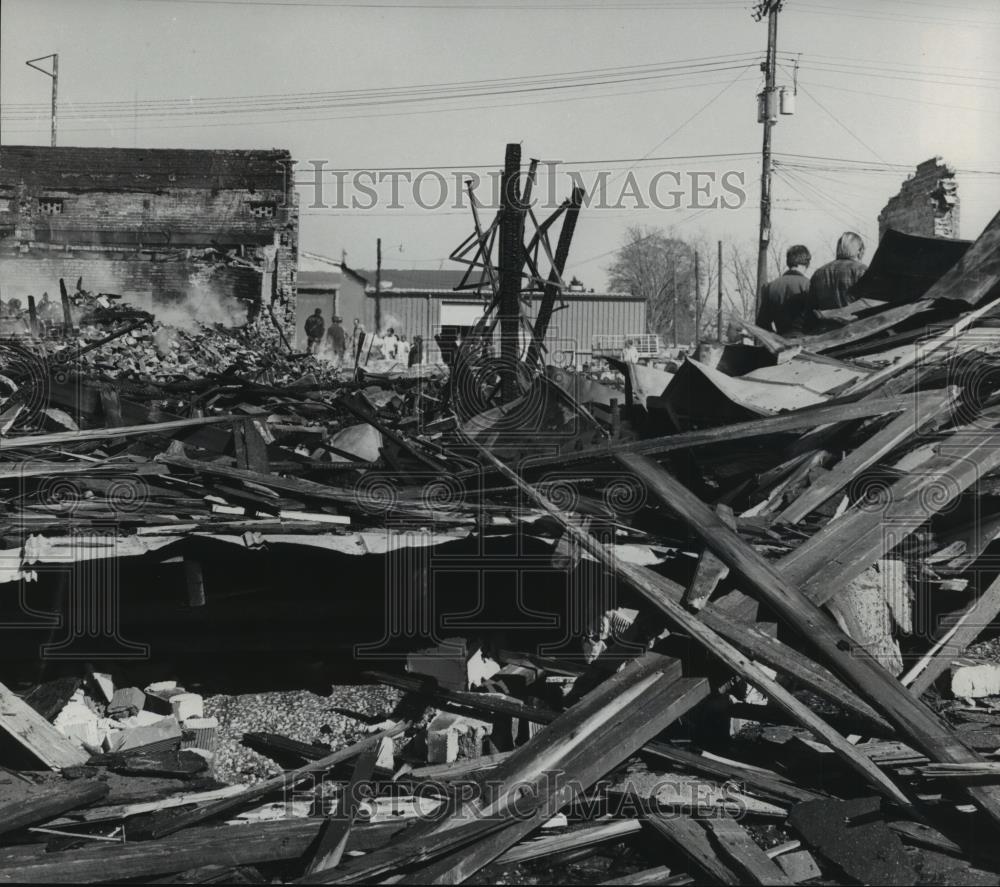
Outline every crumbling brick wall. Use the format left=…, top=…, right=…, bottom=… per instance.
left=0, top=145, right=299, bottom=331
left=878, top=157, right=959, bottom=240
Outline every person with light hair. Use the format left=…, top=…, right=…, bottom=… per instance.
left=808, top=231, right=868, bottom=310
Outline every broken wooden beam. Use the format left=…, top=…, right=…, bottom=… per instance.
left=616, top=451, right=1000, bottom=829
left=0, top=682, right=89, bottom=770
left=472, top=443, right=913, bottom=812
left=904, top=573, right=1000, bottom=697
left=0, top=416, right=235, bottom=452
left=776, top=386, right=957, bottom=525
left=0, top=780, right=108, bottom=838
left=683, top=503, right=735, bottom=610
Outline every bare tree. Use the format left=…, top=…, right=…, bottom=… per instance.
left=606, top=225, right=697, bottom=343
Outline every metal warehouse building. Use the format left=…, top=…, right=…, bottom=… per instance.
left=296, top=256, right=645, bottom=365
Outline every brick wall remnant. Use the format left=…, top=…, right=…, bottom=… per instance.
left=878, top=157, right=959, bottom=240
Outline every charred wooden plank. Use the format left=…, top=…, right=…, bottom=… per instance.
left=478, top=445, right=912, bottom=810
left=0, top=683, right=89, bottom=770
left=776, top=387, right=957, bottom=525
left=0, top=781, right=108, bottom=838
left=683, top=504, right=735, bottom=610
left=617, top=451, right=1000, bottom=828
left=904, top=574, right=1000, bottom=696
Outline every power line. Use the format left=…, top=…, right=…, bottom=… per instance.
left=797, top=79, right=1000, bottom=116
left=2, top=57, right=763, bottom=122
left=796, top=84, right=895, bottom=170
left=793, top=2, right=1000, bottom=30
left=122, top=0, right=751, bottom=9
left=2, top=52, right=765, bottom=115
left=1, top=71, right=759, bottom=134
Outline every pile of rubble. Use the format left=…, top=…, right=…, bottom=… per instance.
left=1, top=214, right=1000, bottom=883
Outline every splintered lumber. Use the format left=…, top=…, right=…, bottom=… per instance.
left=130, top=726, right=403, bottom=840
left=776, top=387, right=957, bottom=525
left=335, top=651, right=704, bottom=885
left=397, top=667, right=710, bottom=884
left=459, top=395, right=915, bottom=478
left=641, top=742, right=826, bottom=806
left=644, top=814, right=742, bottom=884
left=242, top=732, right=331, bottom=763
left=615, top=451, right=1000, bottom=828
left=683, top=504, right=735, bottom=610
left=0, top=682, right=89, bottom=769
left=495, top=819, right=642, bottom=865
left=904, top=574, right=1000, bottom=696
left=843, top=292, right=1000, bottom=398
left=782, top=430, right=1000, bottom=606
left=365, top=669, right=557, bottom=724
left=796, top=299, right=935, bottom=352
left=695, top=609, right=892, bottom=735
left=0, top=780, right=108, bottom=837
left=0, top=820, right=331, bottom=883
left=43, top=786, right=247, bottom=827
left=305, top=737, right=382, bottom=876
left=472, top=442, right=912, bottom=812
left=304, top=817, right=510, bottom=885
left=704, top=817, right=794, bottom=885
left=233, top=417, right=270, bottom=475
left=601, top=866, right=676, bottom=886
left=0, top=461, right=168, bottom=482
left=0, top=415, right=235, bottom=451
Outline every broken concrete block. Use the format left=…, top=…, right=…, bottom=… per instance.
left=406, top=638, right=469, bottom=691
left=170, top=692, right=204, bottom=722
left=181, top=716, right=219, bottom=755
left=91, top=673, right=114, bottom=704
left=118, top=716, right=183, bottom=752
left=467, top=648, right=501, bottom=688
left=375, top=735, right=394, bottom=771
left=776, top=849, right=822, bottom=883
left=425, top=712, right=492, bottom=764
left=144, top=682, right=187, bottom=716
left=108, top=687, right=146, bottom=719
left=951, top=662, right=1000, bottom=700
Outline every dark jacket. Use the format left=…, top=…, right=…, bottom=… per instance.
left=756, top=269, right=812, bottom=335
left=305, top=314, right=325, bottom=339
left=327, top=322, right=346, bottom=352
left=809, top=258, right=867, bottom=310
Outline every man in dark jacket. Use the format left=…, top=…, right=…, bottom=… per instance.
left=756, top=244, right=813, bottom=335
left=304, top=308, right=325, bottom=354
left=326, top=315, right=347, bottom=365
left=809, top=231, right=868, bottom=310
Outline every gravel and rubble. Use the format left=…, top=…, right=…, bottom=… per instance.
left=205, top=685, right=403, bottom=786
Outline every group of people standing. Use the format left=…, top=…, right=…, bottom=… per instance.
left=755, top=231, right=869, bottom=336
left=304, top=309, right=423, bottom=367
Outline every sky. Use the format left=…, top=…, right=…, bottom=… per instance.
left=2, top=0, right=999, bottom=289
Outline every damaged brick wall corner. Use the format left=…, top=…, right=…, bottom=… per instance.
left=878, top=156, right=959, bottom=240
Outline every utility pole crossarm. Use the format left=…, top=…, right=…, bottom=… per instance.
left=26, top=53, right=58, bottom=147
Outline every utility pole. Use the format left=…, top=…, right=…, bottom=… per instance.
left=694, top=250, right=702, bottom=352
left=375, top=237, right=382, bottom=333
left=754, top=1, right=781, bottom=315
left=26, top=53, right=58, bottom=147
left=672, top=266, right=678, bottom=348
left=717, top=240, right=724, bottom=343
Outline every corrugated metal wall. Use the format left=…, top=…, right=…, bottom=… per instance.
left=361, top=292, right=645, bottom=366
left=525, top=295, right=646, bottom=366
